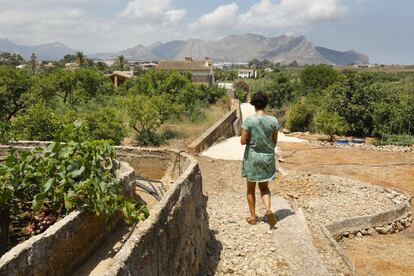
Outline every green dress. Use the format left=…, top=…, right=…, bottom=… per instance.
left=241, top=114, right=280, bottom=182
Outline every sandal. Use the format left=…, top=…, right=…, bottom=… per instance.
left=266, top=210, right=277, bottom=226
left=246, top=217, right=257, bottom=225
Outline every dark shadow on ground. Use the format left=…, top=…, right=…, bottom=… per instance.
left=275, top=209, right=295, bottom=221
left=198, top=195, right=223, bottom=276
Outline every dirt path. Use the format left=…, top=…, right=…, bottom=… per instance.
left=198, top=157, right=329, bottom=275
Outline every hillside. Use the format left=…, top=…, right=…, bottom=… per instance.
left=0, top=38, right=75, bottom=60
left=92, top=34, right=369, bottom=65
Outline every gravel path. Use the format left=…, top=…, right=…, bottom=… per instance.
left=199, top=158, right=329, bottom=275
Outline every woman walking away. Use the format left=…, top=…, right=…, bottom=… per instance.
left=240, top=91, right=279, bottom=226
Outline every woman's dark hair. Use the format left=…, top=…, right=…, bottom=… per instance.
left=250, top=91, right=269, bottom=110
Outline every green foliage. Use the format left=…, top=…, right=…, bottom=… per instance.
left=0, top=123, right=148, bottom=224
left=214, top=69, right=238, bottom=81
left=325, top=73, right=386, bottom=136
left=266, top=73, right=298, bottom=108
left=43, top=68, right=114, bottom=105
left=234, top=88, right=247, bottom=102
left=12, top=104, right=63, bottom=141
left=76, top=107, right=126, bottom=144
left=375, top=134, right=414, bottom=147
left=0, top=52, right=25, bottom=66
left=286, top=100, right=314, bottom=132
left=0, top=120, right=12, bottom=144
left=300, top=64, right=338, bottom=90
left=0, top=66, right=35, bottom=120
left=314, top=110, right=349, bottom=141
left=234, top=79, right=250, bottom=93
left=234, top=80, right=250, bottom=102
left=199, top=84, right=226, bottom=104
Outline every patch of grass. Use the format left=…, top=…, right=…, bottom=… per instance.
left=162, top=103, right=229, bottom=150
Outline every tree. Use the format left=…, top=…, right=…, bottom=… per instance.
left=63, top=54, right=76, bottom=64
left=0, top=66, right=35, bottom=120
left=325, top=73, right=386, bottom=136
left=286, top=100, right=314, bottom=132
left=117, top=55, right=127, bottom=71
left=0, top=52, right=25, bottom=66
left=125, top=94, right=174, bottom=145
left=30, top=53, right=37, bottom=75
left=75, top=51, right=86, bottom=67
left=233, top=80, right=250, bottom=103
left=44, top=68, right=113, bottom=105
left=95, top=61, right=107, bottom=72
left=314, top=110, right=349, bottom=141
left=300, top=64, right=338, bottom=91
left=12, top=104, right=63, bottom=141
left=267, top=73, right=298, bottom=108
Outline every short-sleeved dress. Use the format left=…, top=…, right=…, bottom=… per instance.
left=241, top=114, right=280, bottom=182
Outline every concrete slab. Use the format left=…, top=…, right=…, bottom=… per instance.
left=272, top=196, right=330, bottom=276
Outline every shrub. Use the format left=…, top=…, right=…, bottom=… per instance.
left=314, top=110, right=349, bottom=141
left=300, top=64, right=338, bottom=90
left=12, top=104, right=63, bottom=141
left=77, top=107, right=126, bottom=144
left=0, top=123, right=148, bottom=253
left=267, top=73, right=298, bottom=108
left=235, top=88, right=248, bottom=102
left=0, top=120, right=12, bottom=144
left=286, top=100, right=314, bottom=132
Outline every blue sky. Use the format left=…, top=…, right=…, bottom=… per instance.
left=0, top=0, right=412, bottom=64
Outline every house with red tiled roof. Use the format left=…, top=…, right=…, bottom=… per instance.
left=157, top=57, right=214, bottom=86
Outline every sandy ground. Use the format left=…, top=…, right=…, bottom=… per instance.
left=277, top=141, right=414, bottom=276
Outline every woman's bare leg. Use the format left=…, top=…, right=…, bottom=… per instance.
left=258, top=182, right=271, bottom=212
left=247, top=181, right=256, bottom=219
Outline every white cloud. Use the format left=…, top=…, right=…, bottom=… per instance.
left=191, top=0, right=347, bottom=33
left=118, top=0, right=186, bottom=24
left=191, top=3, right=239, bottom=29
left=0, top=0, right=350, bottom=53
left=242, top=0, right=347, bottom=28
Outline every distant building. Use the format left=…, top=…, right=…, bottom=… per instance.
left=108, top=71, right=133, bottom=87
left=43, top=62, right=55, bottom=69
left=264, top=67, right=274, bottom=72
left=16, top=64, right=27, bottom=70
left=238, top=69, right=256, bottom=79
left=65, top=63, right=79, bottom=71
left=217, top=82, right=234, bottom=90
left=157, top=57, right=214, bottom=85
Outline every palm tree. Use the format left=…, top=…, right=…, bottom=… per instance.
left=118, top=55, right=127, bottom=71
left=75, top=51, right=86, bottom=67
left=30, top=53, right=37, bottom=75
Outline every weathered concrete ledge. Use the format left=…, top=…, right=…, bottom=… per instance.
left=321, top=187, right=412, bottom=275
left=103, top=148, right=209, bottom=276
left=187, top=109, right=239, bottom=154
left=1, top=145, right=210, bottom=275
left=0, top=161, right=135, bottom=276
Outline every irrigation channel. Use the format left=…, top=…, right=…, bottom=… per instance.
left=72, top=173, right=165, bottom=275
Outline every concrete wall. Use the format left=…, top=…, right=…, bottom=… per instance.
left=0, top=161, right=134, bottom=276
left=104, top=150, right=209, bottom=276
left=0, top=146, right=210, bottom=276
left=187, top=100, right=241, bottom=154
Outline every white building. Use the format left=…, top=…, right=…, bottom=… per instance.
left=217, top=82, right=234, bottom=90
left=238, top=69, right=257, bottom=79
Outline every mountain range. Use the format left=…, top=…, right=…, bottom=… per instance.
left=1, top=34, right=369, bottom=65
left=92, top=34, right=369, bottom=65
left=0, top=38, right=75, bottom=60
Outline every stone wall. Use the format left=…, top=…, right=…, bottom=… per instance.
left=103, top=149, right=210, bottom=276
left=187, top=100, right=241, bottom=154
left=0, top=146, right=210, bottom=276
left=0, top=161, right=134, bottom=276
